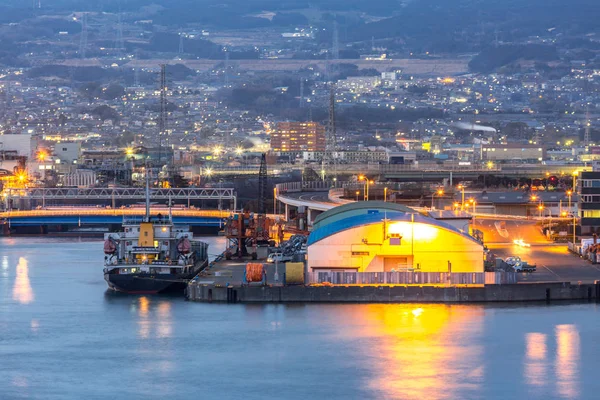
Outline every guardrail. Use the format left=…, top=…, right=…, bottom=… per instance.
left=307, top=271, right=518, bottom=285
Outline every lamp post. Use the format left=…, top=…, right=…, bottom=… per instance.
left=273, top=187, right=277, bottom=216
left=384, top=187, right=388, bottom=202
left=356, top=190, right=360, bottom=201
left=538, top=203, right=543, bottom=218
left=368, top=180, right=373, bottom=201
left=458, top=184, right=465, bottom=209
left=567, top=190, right=572, bottom=214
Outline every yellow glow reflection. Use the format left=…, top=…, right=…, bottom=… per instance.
left=12, top=257, right=34, bottom=304
left=343, top=304, right=484, bottom=399
left=525, top=333, right=547, bottom=387
left=555, top=324, right=580, bottom=398
left=138, top=296, right=150, bottom=339
left=157, top=301, right=172, bottom=338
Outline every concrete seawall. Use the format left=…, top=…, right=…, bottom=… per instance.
left=187, top=282, right=600, bottom=303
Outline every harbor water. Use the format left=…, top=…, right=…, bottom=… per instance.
left=1, top=237, right=600, bottom=399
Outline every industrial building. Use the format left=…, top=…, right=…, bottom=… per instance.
left=481, top=144, right=546, bottom=162
left=270, top=122, right=326, bottom=152
left=307, top=202, right=484, bottom=273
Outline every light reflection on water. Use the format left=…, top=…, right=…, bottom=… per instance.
left=339, top=304, right=485, bottom=400
left=525, top=332, right=547, bottom=388
left=556, top=324, right=580, bottom=398
left=12, top=257, right=34, bottom=304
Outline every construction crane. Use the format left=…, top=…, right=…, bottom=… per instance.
left=224, top=153, right=272, bottom=259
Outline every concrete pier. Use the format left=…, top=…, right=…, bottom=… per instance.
left=187, top=281, right=600, bottom=304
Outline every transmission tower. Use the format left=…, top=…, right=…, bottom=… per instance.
left=326, top=83, right=338, bottom=180
left=133, top=50, right=140, bottom=87
left=332, top=21, right=340, bottom=60
left=584, top=105, right=591, bottom=150
left=258, top=153, right=267, bottom=215
left=115, top=13, right=125, bottom=54
left=178, top=33, right=184, bottom=54
left=158, top=64, right=168, bottom=164
left=299, top=78, right=305, bottom=108
left=224, top=48, right=230, bottom=87
left=79, top=13, right=88, bottom=59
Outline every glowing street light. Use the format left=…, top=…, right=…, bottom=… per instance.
left=432, top=188, right=444, bottom=209
left=384, top=187, right=388, bottom=202
left=235, top=147, right=243, bottom=156
left=355, top=190, right=360, bottom=201
left=37, top=150, right=48, bottom=162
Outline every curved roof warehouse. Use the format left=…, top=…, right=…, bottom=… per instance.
left=307, top=202, right=484, bottom=273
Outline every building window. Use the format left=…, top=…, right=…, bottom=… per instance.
left=583, top=210, right=600, bottom=218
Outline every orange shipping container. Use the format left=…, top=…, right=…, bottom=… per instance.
left=245, top=263, right=264, bottom=282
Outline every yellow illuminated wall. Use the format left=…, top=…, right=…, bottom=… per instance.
left=307, top=221, right=483, bottom=273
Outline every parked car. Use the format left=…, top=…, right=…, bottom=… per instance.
left=504, top=256, right=536, bottom=272
left=266, top=253, right=293, bottom=263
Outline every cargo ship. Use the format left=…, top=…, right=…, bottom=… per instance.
left=102, top=171, right=209, bottom=294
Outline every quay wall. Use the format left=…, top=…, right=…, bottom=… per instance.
left=187, top=282, right=599, bottom=303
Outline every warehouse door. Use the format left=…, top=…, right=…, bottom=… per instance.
left=384, top=257, right=411, bottom=272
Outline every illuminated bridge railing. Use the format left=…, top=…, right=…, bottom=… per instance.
left=0, top=209, right=232, bottom=219
left=308, top=271, right=517, bottom=285
left=5, top=187, right=236, bottom=201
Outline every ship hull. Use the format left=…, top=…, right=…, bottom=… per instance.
left=104, top=261, right=207, bottom=294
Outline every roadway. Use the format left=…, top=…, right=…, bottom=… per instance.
left=488, top=243, right=600, bottom=284
left=474, top=218, right=549, bottom=244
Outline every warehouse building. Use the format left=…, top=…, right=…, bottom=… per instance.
left=307, top=202, right=484, bottom=273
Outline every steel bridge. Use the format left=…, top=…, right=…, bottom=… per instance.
left=4, top=187, right=237, bottom=210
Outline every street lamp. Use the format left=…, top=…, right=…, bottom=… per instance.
left=457, top=184, right=465, bottom=209
left=566, top=190, right=572, bottom=215
left=355, top=190, right=360, bottom=201
left=432, top=188, right=444, bottom=209
left=384, top=187, right=388, bottom=202
left=538, top=203, right=544, bottom=218
left=273, top=187, right=277, bottom=215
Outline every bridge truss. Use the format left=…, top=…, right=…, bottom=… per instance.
left=6, top=187, right=237, bottom=210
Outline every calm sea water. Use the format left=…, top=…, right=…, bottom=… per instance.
left=1, top=237, right=600, bottom=400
